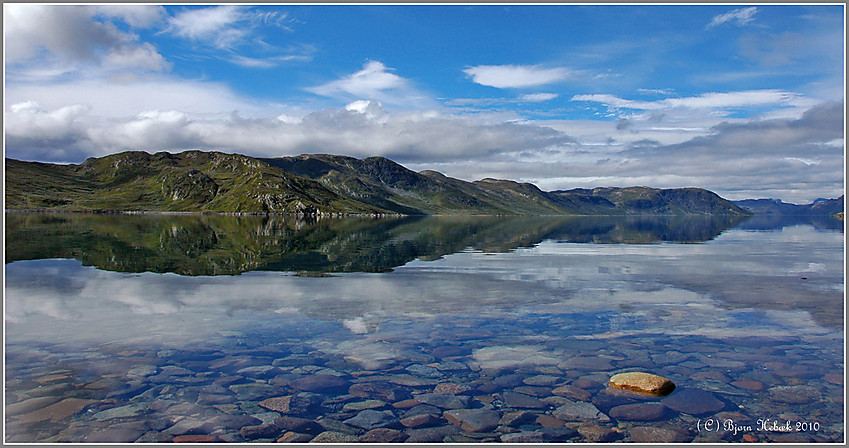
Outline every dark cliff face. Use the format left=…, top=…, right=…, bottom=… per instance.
left=8, top=150, right=750, bottom=216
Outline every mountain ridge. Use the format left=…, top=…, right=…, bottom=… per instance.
left=733, top=197, right=845, bottom=217
left=6, top=150, right=753, bottom=216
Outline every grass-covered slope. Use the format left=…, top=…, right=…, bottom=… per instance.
left=6, top=150, right=752, bottom=216
left=6, top=151, right=383, bottom=214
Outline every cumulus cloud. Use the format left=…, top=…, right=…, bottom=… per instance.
left=706, top=6, right=758, bottom=29
left=4, top=4, right=170, bottom=76
left=3, top=5, right=162, bottom=78
left=4, top=99, right=573, bottom=164
left=307, top=61, right=430, bottom=107
left=464, top=64, right=572, bottom=88
left=409, top=102, right=845, bottom=204
left=95, top=5, right=166, bottom=28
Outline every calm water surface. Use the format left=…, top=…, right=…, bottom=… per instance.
left=4, top=213, right=844, bottom=443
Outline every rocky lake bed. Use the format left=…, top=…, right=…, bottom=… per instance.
left=6, top=314, right=844, bottom=443
left=4, top=214, right=844, bottom=443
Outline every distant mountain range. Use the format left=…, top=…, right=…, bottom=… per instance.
left=2, top=150, right=759, bottom=216
left=733, top=197, right=845, bottom=217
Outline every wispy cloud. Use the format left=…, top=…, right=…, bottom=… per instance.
left=166, top=6, right=257, bottom=49
left=706, top=7, right=758, bottom=30
left=163, top=5, right=304, bottom=67
left=572, top=89, right=805, bottom=113
left=519, top=93, right=559, bottom=102
left=464, top=64, right=572, bottom=88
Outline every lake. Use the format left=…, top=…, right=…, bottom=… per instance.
left=4, top=212, right=844, bottom=443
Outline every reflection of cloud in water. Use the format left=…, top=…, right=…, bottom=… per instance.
left=5, top=222, right=842, bottom=353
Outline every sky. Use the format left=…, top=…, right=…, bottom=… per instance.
left=3, top=4, right=845, bottom=203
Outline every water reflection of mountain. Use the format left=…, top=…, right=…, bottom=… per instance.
left=734, top=214, right=844, bottom=232
left=5, top=212, right=748, bottom=276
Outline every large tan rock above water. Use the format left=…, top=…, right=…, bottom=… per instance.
left=608, top=372, right=676, bottom=397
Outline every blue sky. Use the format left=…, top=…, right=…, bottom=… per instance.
left=4, top=4, right=845, bottom=202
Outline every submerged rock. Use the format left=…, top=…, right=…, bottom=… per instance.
left=443, top=408, right=501, bottom=433
left=660, top=388, right=724, bottom=415
left=768, top=385, right=822, bottom=404
left=288, top=374, right=350, bottom=393
left=608, top=372, right=676, bottom=397
left=608, top=402, right=667, bottom=421
left=343, top=409, right=399, bottom=431
left=553, top=402, right=610, bottom=422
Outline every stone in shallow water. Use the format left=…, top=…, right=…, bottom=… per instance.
left=552, top=384, right=592, bottom=401
left=240, top=423, right=282, bottom=440
left=359, top=428, right=407, bottom=442
left=431, top=345, right=470, bottom=359
left=205, top=413, right=262, bottom=430
left=17, top=398, right=96, bottom=423
left=277, top=431, right=313, bottom=443
left=413, top=393, right=470, bottom=410
left=406, top=364, right=441, bottom=378
left=731, top=379, right=764, bottom=392
left=499, top=410, right=536, bottom=427
left=578, top=424, right=623, bottom=442
left=93, top=403, right=148, bottom=421
left=608, top=372, right=676, bottom=397
left=401, top=413, right=442, bottom=428
left=553, top=402, right=610, bottom=422
left=343, top=399, right=386, bottom=411
left=404, top=424, right=461, bottom=443
left=560, top=356, right=614, bottom=371
left=629, top=426, right=691, bottom=443
left=343, top=409, right=399, bottom=430
left=660, top=388, right=724, bottom=415
left=500, top=431, right=547, bottom=443
left=163, top=418, right=215, bottom=436
left=172, top=434, right=221, bottom=443
left=433, top=382, right=472, bottom=395
left=523, top=374, right=560, bottom=386
left=288, top=374, right=350, bottom=393
left=84, top=425, right=149, bottom=443
left=768, top=385, right=822, bottom=404
left=608, top=402, right=667, bottom=421
left=274, top=416, right=323, bottom=434
left=228, top=383, right=277, bottom=401
left=514, top=385, right=552, bottom=397
left=311, top=431, right=359, bottom=443
left=5, top=396, right=63, bottom=417
left=349, top=381, right=411, bottom=402
left=536, top=415, right=566, bottom=427
left=258, top=393, right=321, bottom=415
left=501, top=391, right=547, bottom=409
left=443, top=408, right=501, bottom=433
left=435, top=361, right=469, bottom=372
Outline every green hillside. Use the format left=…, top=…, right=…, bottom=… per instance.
left=6, top=150, right=752, bottom=216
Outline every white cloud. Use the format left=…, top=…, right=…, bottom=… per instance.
left=166, top=5, right=246, bottom=48
left=463, top=64, right=572, bottom=88
left=707, top=7, right=758, bottom=29
left=165, top=5, right=292, bottom=51
left=3, top=4, right=169, bottom=75
left=307, top=61, right=430, bottom=107
left=95, top=5, right=166, bottom=28
left=572, top=89, right=809, bottom=115
left=519, top=93, right=559, bottom=102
